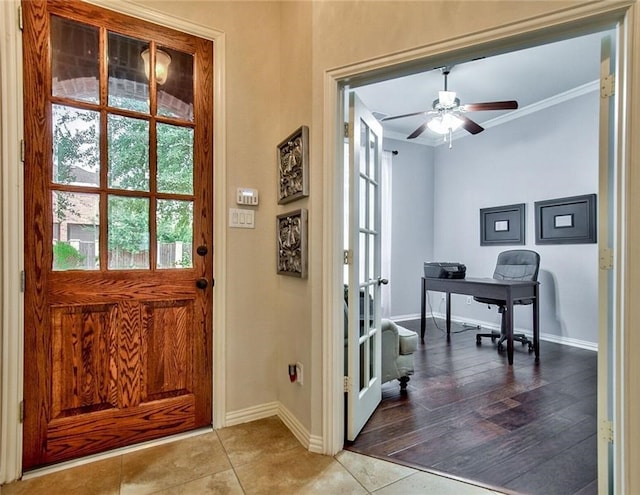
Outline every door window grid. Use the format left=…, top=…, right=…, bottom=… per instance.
left=50, top=18, right=195, bottom=272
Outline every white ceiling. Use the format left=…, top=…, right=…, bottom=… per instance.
left=354, top=30, right=614, bottom=145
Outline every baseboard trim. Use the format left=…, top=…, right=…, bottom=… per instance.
left=277, top=403, right=310, bottom=449
left=224, top=401, right=279, bottom=426
left=393, top=312, right=598, bottom=352
left=225, top=401, right=322, bottom=452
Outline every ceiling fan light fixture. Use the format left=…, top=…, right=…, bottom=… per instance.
left=438, top=90, right=457, bottom=108
left=427, top=112, right=463, bottom=134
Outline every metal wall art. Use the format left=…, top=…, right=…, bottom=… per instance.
left=277, top=125, right=309, bottom=204
left=480, top=203, right=526, bottom=246
left=535, top=194, right=597, bottom=244
left=277, top=208, right=308, bottom=278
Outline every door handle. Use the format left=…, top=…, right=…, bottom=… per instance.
left=196, top=245, right=208, bottom=256
left=195, top=278, right=208, bottom=289
left=377, top=277, right=389, bottom=286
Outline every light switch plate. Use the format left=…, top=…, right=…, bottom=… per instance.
left=229, top=208, right=255, bottom=228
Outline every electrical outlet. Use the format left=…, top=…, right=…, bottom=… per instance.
left=466, top=296, right=472, bottom=304
left=295, top=362, right=303, bottom=386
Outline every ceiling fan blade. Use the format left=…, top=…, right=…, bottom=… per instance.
left=381, top=110, right=432, bottom=121
left=460, top=116, right=484, bottom=135
left=461, top=100, right=519, bottom=112
left=407, top=122, right=429, bottom=139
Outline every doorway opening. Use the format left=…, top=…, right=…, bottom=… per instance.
left=337, top=20, right=621, bottom=495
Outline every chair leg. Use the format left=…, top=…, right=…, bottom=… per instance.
left=399, top=376, right=410, bottom=391
left=476, top=305, right=505, bottom=345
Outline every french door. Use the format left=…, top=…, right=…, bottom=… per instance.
left=22, top=0, right=214, bottom=468
left=345, top=92, right=384, bottom=440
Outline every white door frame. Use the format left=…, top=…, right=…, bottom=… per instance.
left=0, top=0, right=227, bottom=482
left=322, top=3, right=636, bottom=494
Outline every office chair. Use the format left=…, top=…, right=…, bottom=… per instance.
left=475, top=249, right=540, bottom=352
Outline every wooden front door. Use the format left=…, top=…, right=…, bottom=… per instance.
left=22, top=0, right=214, bottom=469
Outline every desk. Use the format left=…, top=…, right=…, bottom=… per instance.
left=420, top=277, right=539, bottom=365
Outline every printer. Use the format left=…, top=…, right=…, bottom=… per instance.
left=424, top=262, right=466, bottom=279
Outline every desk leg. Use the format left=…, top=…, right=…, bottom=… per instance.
left=534, top=284, right=540, bottom=363
left=506, top=292, right=514, bottom=365
left=446, top=292, right=451, bottom=340
left=420, top=277, right=426, bottom=342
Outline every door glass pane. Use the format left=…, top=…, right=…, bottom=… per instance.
left=51, top=16, right=99, bottom=103
left=157, top=200, right=193, bottom=269
left=369, top=133, right=378, bottom=182
left=368, top=182, right=376, bottom=230
left=157, top=124, right=194, bottom=194
left=359, top=120, right=369, bottom=175
left=369, top=332, right=376, bottom=381
left=358, top=232, right=366, bottom=285
left=52, top=192, right=99, bottom=270
left=108, top=195, right=149, bottom=269
left=52, top=105, right=100, bottom=187
left=368, top=235, right=375, bottom=279
left=157, top=48, right=194, bottom=121
left=108, top=115, right=149, bottom=191
left=359, top=177, right=367, bottom=228
left=108, top=32, right=149, bottom=113
left=359, top=341, right=366, bottom=391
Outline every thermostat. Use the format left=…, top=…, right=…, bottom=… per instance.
left=236, top=187, right=259, bottom=206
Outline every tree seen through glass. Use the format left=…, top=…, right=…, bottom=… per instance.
left=52, top=98, right=194, bottom=270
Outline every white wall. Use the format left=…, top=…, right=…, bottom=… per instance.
left=383, top=138, right=435, bottom=319
left=430, top=91, right=599, bottom=345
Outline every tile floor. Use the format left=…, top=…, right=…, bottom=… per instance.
left=1, top=417, right=508, bottom=494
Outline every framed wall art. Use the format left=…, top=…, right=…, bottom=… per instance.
left=480, top=203, right=525, bottom=246
left=535, top=193, right=597, bottom=244
left=277, top=125, right=309, bottom=204
left=276, top=208, right=308, bottom=278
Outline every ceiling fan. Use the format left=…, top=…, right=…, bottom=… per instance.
left=381, top=66, right=518, bottom=147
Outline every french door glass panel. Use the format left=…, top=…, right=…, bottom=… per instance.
left=346, top=92, right=383, bottom=440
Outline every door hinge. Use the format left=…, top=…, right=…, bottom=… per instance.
left=601, top=74, right=615, bottom=98
left=19, top=400, right=24, bottom=423
left=20, top=270, right=25, bottom=292
left=20, top=139, right=25, bottom=163
left=599, top=247, right=613, bottom=270
left=344, top=122, right=350, bottom=138
left=343, top=249, right=352, bottom=265
left=18, top=5, right=23, bottom=31
left=599, top=419, right=613, bottom=443
left=343, top=376, right=350, bottom=393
